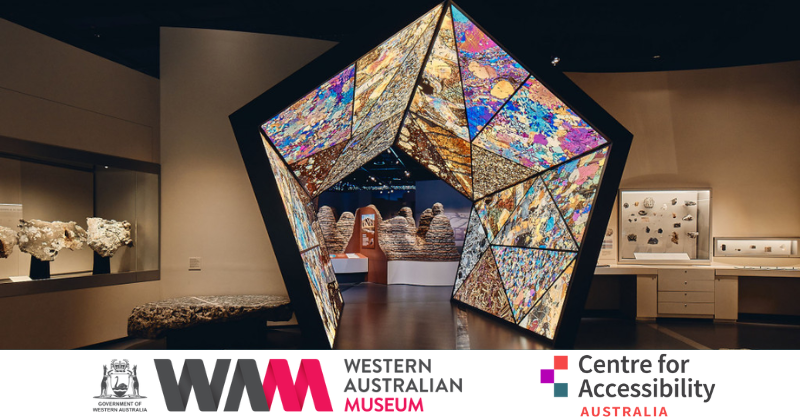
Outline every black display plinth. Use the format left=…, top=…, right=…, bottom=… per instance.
left=93, top=254, right=111, bottom=275
left=29, top=259, right=50, bottom=280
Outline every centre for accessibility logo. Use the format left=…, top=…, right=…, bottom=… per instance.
left=154, top=359, right=332, bottom=412
left=541, top=355, right=568, bottom=397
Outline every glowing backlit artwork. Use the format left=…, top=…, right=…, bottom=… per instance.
left=262, top=66, right=355, bottom=165
left=492, top=246, right=576, bottom=322
left=451, top=7, right=528, bottom=139
left=240, top=1, right=631, bottom=347
left=474, top=77, right=608, bottom=172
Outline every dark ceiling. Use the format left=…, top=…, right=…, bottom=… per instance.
left=2, top=0, right=798, bottom=79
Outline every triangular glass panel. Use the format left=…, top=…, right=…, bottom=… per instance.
left=290, top=141, right=349, bottom=197
left=353, top=5, right=442, bottom=133
left=492, top=246, right=576, bottom=322
left=472, top=144, right=536, bottom=200
left=397, top=113, right=467, bottom=196
left=475, top=177, right=535, bottom=242
left=519, top=261, right=574, bottom=339
left=474, top=77, right=608, bottom=172
left=414, top=116, right=472, bottom=196
left=493, top=178, right=578, bottom=251
left=451, top=5, right=528, bottom=140
left=453, top=208, right=489, bottom=296
left=543, top=146, right=610, bottom=245
left=320, top=113, right=404, bottom=192
left=453, top=250, right=514, bottom=322
left=409, top=7, right=469, bottom=141
left=354, top=10, right=440, bottom=138
left=301, top=246, right=343, bottom=347
left=263, top=134, right=319, bottom=251
left=262, top=65, right=355, bottom=165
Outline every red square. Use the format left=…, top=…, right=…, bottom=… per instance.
left=554, top=355, right=568, bottom=370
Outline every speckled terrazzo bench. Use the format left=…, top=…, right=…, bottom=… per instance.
left=127, top=295, right=293, bottom=349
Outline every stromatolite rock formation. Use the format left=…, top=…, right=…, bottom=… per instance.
left=17, top=219, right=87, bottom=261
left=318, top=206, right=348, bottom=254
left=0, top=226, right=18, bottom=258
left=420, top=213, right=460, bottom=261
left=87, top=217, right=133, bottom=258
left=417, top=208, right=434, bottom=240
left=379, top=216, right=418, bottom=259
left=336, top=212, right=355, bottom=248
left=379, top=203, right=460, bottom=261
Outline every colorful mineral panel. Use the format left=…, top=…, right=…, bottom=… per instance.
left=474, top=77, right=608, bottom=172
left=262, top=65, right=355, bottom=165
left=243, top=1, right=628, bottom=346
left=451, top=6, right=528, bottom=139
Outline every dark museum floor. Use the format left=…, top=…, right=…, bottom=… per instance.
left=89, top=283, right=800, bottom=351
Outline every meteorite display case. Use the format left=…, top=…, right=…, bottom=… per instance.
left=230, top=0, right=633, bottom=348
left=0, top=135, right=160, bottom=297
left=618, top=189, right=711, bottom=264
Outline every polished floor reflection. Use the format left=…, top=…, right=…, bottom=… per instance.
left=86, top=283, right=800, bottom=350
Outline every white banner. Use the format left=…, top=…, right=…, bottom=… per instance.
left=0, top=350, right=792, bottom=419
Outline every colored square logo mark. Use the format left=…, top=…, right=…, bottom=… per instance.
left=554, top=355, right=568, bottom=370
left=554, top=383, right=568, bottom=397
left=540, top=369, right=554, bottom=384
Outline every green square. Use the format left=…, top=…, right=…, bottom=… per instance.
left=554, top=383, right=568, bottom=398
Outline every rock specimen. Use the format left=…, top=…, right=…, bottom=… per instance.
left=671, top=198, right=678, bottom=205
left=417, top=208, right=434, bottom=241
left=127, top=295, right=292, bottom=339
left=336, top=212, right=355, bottom=248
left=17, top=219, right=87, bottom=261
left=420, top=213, right=460, bottom=261
left=682, top=215, right=694, bottom=221
left=648, top=237, right=659, bottom=245
left=687, top=232, right=700, bottom=239
left=643, top=197, right=655, bottom=208
left=379, top=203, right=460, bottom=261
left=671, top=232, right=679, bottom=244
left=379, top=217, right=418, bottom=259
left=317, top=206, right=348, bottom=254
left=674, top=223, right=681, bottom=228
left=87, top=217, right=133, bottom=258
left=645, top=227, right=651, bottom=234
left=684, top=200, right=697, bottom=206
left=623, top=203, right=629, bottom=208
left=0, top=226, right=18, bottom=258
left=658, top=228, right=663, bottom=234
left=638, top=210, right=647, bottom=216
left=627, top=233, right=637, bottom=242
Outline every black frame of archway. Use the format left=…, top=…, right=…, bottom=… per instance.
left=230, top=0, right=633, bottom=349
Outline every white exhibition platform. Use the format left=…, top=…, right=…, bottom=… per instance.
left=387, top=261, right=459, bottom=286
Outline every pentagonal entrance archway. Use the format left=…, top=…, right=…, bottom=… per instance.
left=232, top=1, right=632, bottom=349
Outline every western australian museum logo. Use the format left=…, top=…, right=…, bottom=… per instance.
left=93, top=359, right=147, bottom=413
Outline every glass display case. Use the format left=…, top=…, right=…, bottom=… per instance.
left=618, top=189, right=711, bottom=264
left=0, top=135, right=159, bottom=296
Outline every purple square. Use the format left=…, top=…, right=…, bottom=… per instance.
left=541, top=369, right=555, bottom=384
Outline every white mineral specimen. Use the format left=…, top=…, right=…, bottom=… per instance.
left=0, top=226, right=18, bottom=258
left=17, top=219, right=87, bottom=261
left=86, top=217, right=133, bottom=258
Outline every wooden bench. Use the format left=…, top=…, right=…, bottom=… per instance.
left=127, top=295, right=292, bottom=349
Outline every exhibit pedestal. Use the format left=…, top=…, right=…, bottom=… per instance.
left=93, top=254, right=111, bottom=275
left=387, top=261, right=459, bottom=286
left=29, top=259, right=50, bottom=280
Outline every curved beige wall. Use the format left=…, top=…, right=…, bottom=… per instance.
left=567, top=62, right=800, bottom=266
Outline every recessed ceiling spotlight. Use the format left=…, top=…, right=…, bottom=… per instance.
left=653, top=55, right=661, bottom=59
left=551, top=56, right=560, bottom=66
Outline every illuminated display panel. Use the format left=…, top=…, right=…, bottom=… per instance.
left=239, top=1, right=631, bottom=347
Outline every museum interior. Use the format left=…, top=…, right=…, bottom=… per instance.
left=0, top=0, right=798, bottom=350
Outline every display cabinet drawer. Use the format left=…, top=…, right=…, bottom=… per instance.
left=658, top=302, right=715, bottom=315
left=658, top=291, right=715, bottom=303
left=658, top=278, right=714, bottom=292
left=658, top=269, right=714, bottom=282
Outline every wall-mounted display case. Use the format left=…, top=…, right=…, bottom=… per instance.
left=618, top=189, right=711, bottom=264
left=714, top=237, right=799, bottom=258
left=0, top=135, right=159, bottom=297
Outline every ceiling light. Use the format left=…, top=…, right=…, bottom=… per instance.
left=551, top=56, right=560, bottom=66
